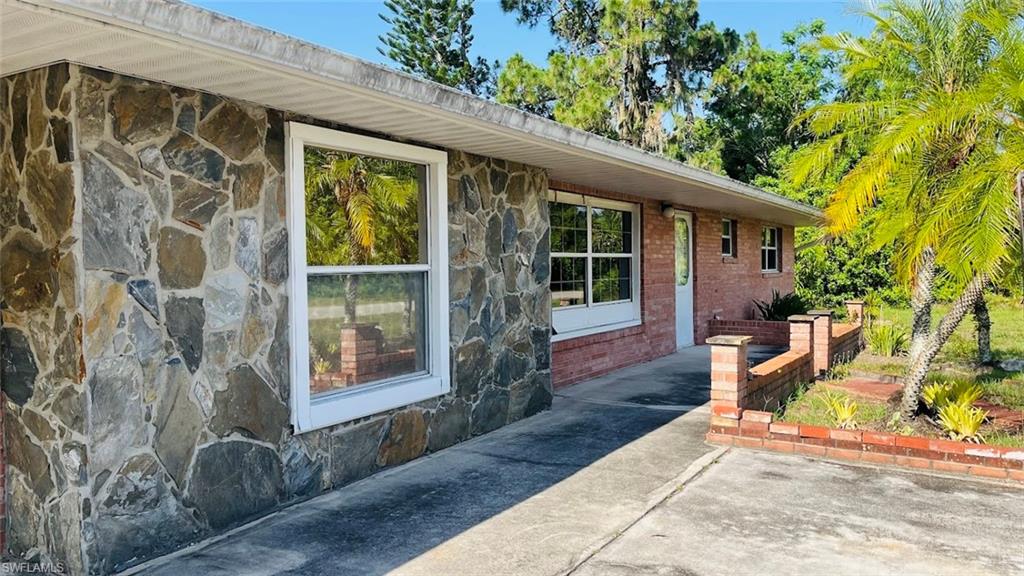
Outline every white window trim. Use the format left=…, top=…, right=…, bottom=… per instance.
left=548, top=190, right=642, bottom=341
left=721, top=218, right=735, bottom=257
left=761, top=226, right=781, bottom=273
left=286, top=122, right=450, bottom=433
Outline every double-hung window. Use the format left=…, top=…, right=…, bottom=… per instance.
left=761, top=226, right=782, bottom=272
left=287, top=123, right=449, bottom=433
left=721, top=219, right=737, bottom=257
left=549, top=191, right=641, bottom=340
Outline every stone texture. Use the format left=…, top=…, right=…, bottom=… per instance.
left=455, top=338, right=488, bottom=398
left=209, top=364, right=288, bottom=444
left=204, top=272, right=248, bottom=330
left=82, top=153, right=155, bottom=274
left=198, top=102, right=262, bottom=162
left=158, top=227, right=206, bottom=289
left=230, top=162, right=265, bottom=209
left=111, top=84, right=173, bottom=144
left=262, top=227, right=288, bottom=285
left=164, top=296, right=205, bottom=373
left=377, top=410, right=428, bottom=467
left=89, top=356, right=147, bottom=476
left=235, top=217, right=259, bottom=278
left=1, top=232, right=58, bottom=312
left=24, top=151, right=74, bottom=244
left=188, top=441, right=282, bottom=529
left=282, top=441, right=323, bottom=499
left=153, top=360, right=203, bottom=487
left=471, top=387, right=510, bottom=436
left=171, top=175, right=228, bottom=229
left=161, top=132, right=225, bottom=185
left=427, top=399, right=471, bottom=452
left=1, top=326, right=38, bottom=405
left=127, top=279, right=160, bottom=320
left=51, top=386, right=84, bottom=434
left=331, top=419, right=386, bottom=487
left=5, top=424, right=53, bottom=499
left=93, top=454, right=200, bottom=574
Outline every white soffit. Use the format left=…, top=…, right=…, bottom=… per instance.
left=1, top=0, right=822, bottom=226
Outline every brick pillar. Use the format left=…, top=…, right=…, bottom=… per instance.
left=846, top=300, right=866, bottom=326
left=337, top=324, right=385, bottom=386
left=807, top=310, right=833, bottom=376
left=787, top=314, right=816, bottom=362
left=708, top=335, right=753, bottom=427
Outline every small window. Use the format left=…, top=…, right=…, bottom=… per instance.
left=721, top=219, right=737, bottom=257
left=549, top=191, right=641, bottom=339
left=761, top=226, right=782, bottom=272
left=287, top=123, right=450, bottom=432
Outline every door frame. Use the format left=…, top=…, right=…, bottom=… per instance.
left=674, top=211, right=695, bottom=348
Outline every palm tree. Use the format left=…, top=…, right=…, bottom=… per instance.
left=304, top=148, right=420, bottom=323
left=789, top=0, right=1021, bottom=418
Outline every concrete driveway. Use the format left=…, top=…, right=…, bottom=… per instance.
left=131, top=346, right=1024, bottom=576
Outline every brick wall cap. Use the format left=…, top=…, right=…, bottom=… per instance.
left=706, top=335, right=754, bottom=346
left=844, top=299, right=866, bottom=305
left=787, top=314, right=817, bottom=322
left=807, top=310, right=834, bottom=317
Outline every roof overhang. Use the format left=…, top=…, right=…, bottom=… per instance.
left=1, top=0, right=822, bottom=226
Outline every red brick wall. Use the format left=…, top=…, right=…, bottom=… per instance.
left=549, top=181, right=796, bottom=387
left=693, top=210, right=795, bottom=343
left=707, top=319, right=790, bottom=346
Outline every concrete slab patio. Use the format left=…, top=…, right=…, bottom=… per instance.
left=129, top=345, right=1024, bottom=576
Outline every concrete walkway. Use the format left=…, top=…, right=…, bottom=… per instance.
left=136, top=346, right=746, bottom=576
left=133, top=345, right=1024, bottom=576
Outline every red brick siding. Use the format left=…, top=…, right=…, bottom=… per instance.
left=693, top=211, right=795, bottom=343
left=549, top=180, right=796, bottom=387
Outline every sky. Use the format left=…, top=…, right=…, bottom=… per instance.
left=189, top=0, right=875, bottom=68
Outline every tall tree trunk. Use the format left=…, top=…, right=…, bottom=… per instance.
left=344, top=275, right=360, bottom=325
left=909, top=246, right=937, bottom=363
left=973, top=291, right=992, bottom=365
left=901, top=275, right=988, bottom=419
left=1017, top=172, right=1024, bottom=303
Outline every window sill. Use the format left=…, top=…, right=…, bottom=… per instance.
left=721, top=256, right=738, bottom=263
left=761, top=271, right=783, bottom=277
left=295, top=374, right=447, bottom=434
left=552, top=319, right=642, bottom=343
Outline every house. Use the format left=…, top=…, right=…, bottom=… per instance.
left=0, top=0, right=820, bottom=572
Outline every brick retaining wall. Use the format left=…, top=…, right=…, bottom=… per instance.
left=708, top=409, right=1024, bottom=483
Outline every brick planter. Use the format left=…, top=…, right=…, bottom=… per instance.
left=707, top=408, right=1024, bottom=483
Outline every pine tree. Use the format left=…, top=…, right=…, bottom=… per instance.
left=379, top=0, right=495, bottom=96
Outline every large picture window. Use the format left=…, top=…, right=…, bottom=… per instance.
left=550, top=191, right=641, bottom=340
left=287, top=123, right=449, bottom=432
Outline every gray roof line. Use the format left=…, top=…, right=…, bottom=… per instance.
left=41, top=0, right=821, bottom=220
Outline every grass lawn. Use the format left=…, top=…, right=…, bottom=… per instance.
left=781, top=296, right=1024, bottom=447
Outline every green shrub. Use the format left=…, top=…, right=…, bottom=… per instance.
left=921, top=380, right=984, bottom=411
left=754, top=289, right=810, bottom=321
left=866, top=323, right=908, bottom=357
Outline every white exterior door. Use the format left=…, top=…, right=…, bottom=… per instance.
left=674, top=212, right=694, bottom=348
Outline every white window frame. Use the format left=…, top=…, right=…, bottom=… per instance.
left=721, top=218, right=737, bottom=257
left=286, top=122, right=450, bottom=433
left=761, top=226, right=781, bottom=273
left=549, top=191, right=641, bottom=342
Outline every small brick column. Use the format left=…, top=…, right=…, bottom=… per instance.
left=787, top=314, right=816, bottom=361
left=708, top=335, right=753, bottom=427
left=846, top=300, right=866, bottom=325
left=807, top=310, right=833, bottom=376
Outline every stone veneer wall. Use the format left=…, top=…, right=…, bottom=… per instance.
left=1, top=64, right=551, bottom=574
left=1, top=64, right=87, bottom=574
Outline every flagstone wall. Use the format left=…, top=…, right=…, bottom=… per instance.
left=1, top=64, right=552, bottom=574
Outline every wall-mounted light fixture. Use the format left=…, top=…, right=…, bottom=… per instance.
left=661, top=203, right=675, bottom=218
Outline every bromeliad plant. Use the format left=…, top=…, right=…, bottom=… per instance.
left=937, top=402, right=987, bottom=442
left=921, top=380, right=985, bottom=411
left=823, top=391, right=859, bottom=430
